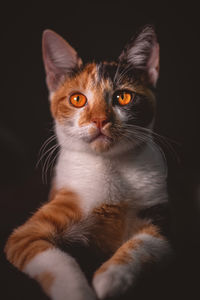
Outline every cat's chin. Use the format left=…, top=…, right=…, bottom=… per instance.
left=90, top=135, right=114, bottom=153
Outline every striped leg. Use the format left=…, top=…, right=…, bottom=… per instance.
left=92, top=224, right=170, bottom=300
left=5, top=189, right=96, bottom=300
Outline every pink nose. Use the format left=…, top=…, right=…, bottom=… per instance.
left=91, top=117, right=109, bottom=129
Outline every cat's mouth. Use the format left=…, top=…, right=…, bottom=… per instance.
left=89, top=132, right=113, bottom=143
left=87, top=129, right=114, bottom=152
left=83, top=125, right=115, bottom=152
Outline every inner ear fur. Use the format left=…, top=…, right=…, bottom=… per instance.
left=42, top=29, right=82, bottom=92
left=119, top=25, right=160, bottom=87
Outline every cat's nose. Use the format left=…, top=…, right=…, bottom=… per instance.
left=91, top=117, right=109, bottom=129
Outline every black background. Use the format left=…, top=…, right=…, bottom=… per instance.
left=1, top=1, right=200, bottom=299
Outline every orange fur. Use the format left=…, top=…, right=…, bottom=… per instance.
left=90, top=204, right=158, bottom=257
left=5, top=189, right=81, bottom=270
left=50, top=63, right=97, bottom=121
left=90, top=203, right=128, bottom=255
left=93, top=223, right=164, bottom=276
left=94, top=239, right=142, bottom=276
left=139, top=224, right=163, bottom=239
left=78, top=99, right=108, bottom=127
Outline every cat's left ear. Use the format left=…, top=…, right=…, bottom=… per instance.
left=42, top=30, right=82, bottom=92
left=119, top=25, right=159, bottom=87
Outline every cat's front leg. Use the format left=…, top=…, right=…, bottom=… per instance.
left=5, top=189, right=96, bottom=300
left=92, top=224, right=170, bottom=299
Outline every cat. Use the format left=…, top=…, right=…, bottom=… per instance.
left=5, top=25, right=171, bottom=300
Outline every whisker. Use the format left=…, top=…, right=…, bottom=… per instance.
left=42, top=144, right=59, bottom=184
left=36, top=142, right=58, bottom=168
left=113, top=124, right=168, bottom=175
left=121, top=123, right=180, bottom=163
left=40, top=135, right=71, bottom=184
left=38, top=134, right=56, bottom=157
left=49, top=148, right=60, bottom=177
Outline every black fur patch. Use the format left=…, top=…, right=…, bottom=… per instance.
left=126, top=94, right=155, bottom=127
left=113, top=92, right=155, bottom=127
left=96, top=62, right=118, bottom=83
left=138, top=203, right=171, bottom=238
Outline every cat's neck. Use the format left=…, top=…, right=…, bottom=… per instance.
left=53, top=144, right=167, bottom=215
left=55, top=146, right=142, bottom=182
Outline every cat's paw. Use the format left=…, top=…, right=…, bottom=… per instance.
left=92, top=264, right=134, bottom=299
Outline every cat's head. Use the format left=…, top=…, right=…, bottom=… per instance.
left=42, top=26, right=159, bottom=156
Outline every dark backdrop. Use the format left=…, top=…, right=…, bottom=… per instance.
left=1, top=1, right=200, bottom=299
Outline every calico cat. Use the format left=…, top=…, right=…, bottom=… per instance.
left=5, top=25, right=171, bottom=300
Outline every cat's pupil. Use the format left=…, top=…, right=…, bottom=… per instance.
left=76, top=96, right=80, bottom=102
left=121, top=94, right=124, bottom=100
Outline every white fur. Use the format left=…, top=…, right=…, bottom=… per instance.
left=24, top=248, right=96, bottom=300
left=93, top=264, right=134, bottom=299
left=93, top=233, right=170, bottom=299
left=54, top=125, right=167, bottom=215
left=114, top=106, right=127, bottom=121
left=133, top=233, right=171, bottom=260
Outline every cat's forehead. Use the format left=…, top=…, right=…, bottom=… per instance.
left=52, top=62, right=115, bottom=103
left=54, top=61, right=141, bottom=100
left=96, top=61, right=118, bottom=84
left=72, top=61, right=118, bottom=92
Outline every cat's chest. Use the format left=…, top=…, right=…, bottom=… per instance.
left=54, top=151, right=136, bottom=213
left=53, top=149, right=166, bottom=214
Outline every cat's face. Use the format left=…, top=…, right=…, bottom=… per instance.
left=42, top=26, right=159, bottom=155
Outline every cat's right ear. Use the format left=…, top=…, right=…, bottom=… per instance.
left=42, top=30, right=82, bottom=92
left=119, top=25, right=159, bottom=87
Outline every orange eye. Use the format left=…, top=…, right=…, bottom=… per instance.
left=69, top=93, right=87, bottom=108
left=116, top=92, right=134, bottom=106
